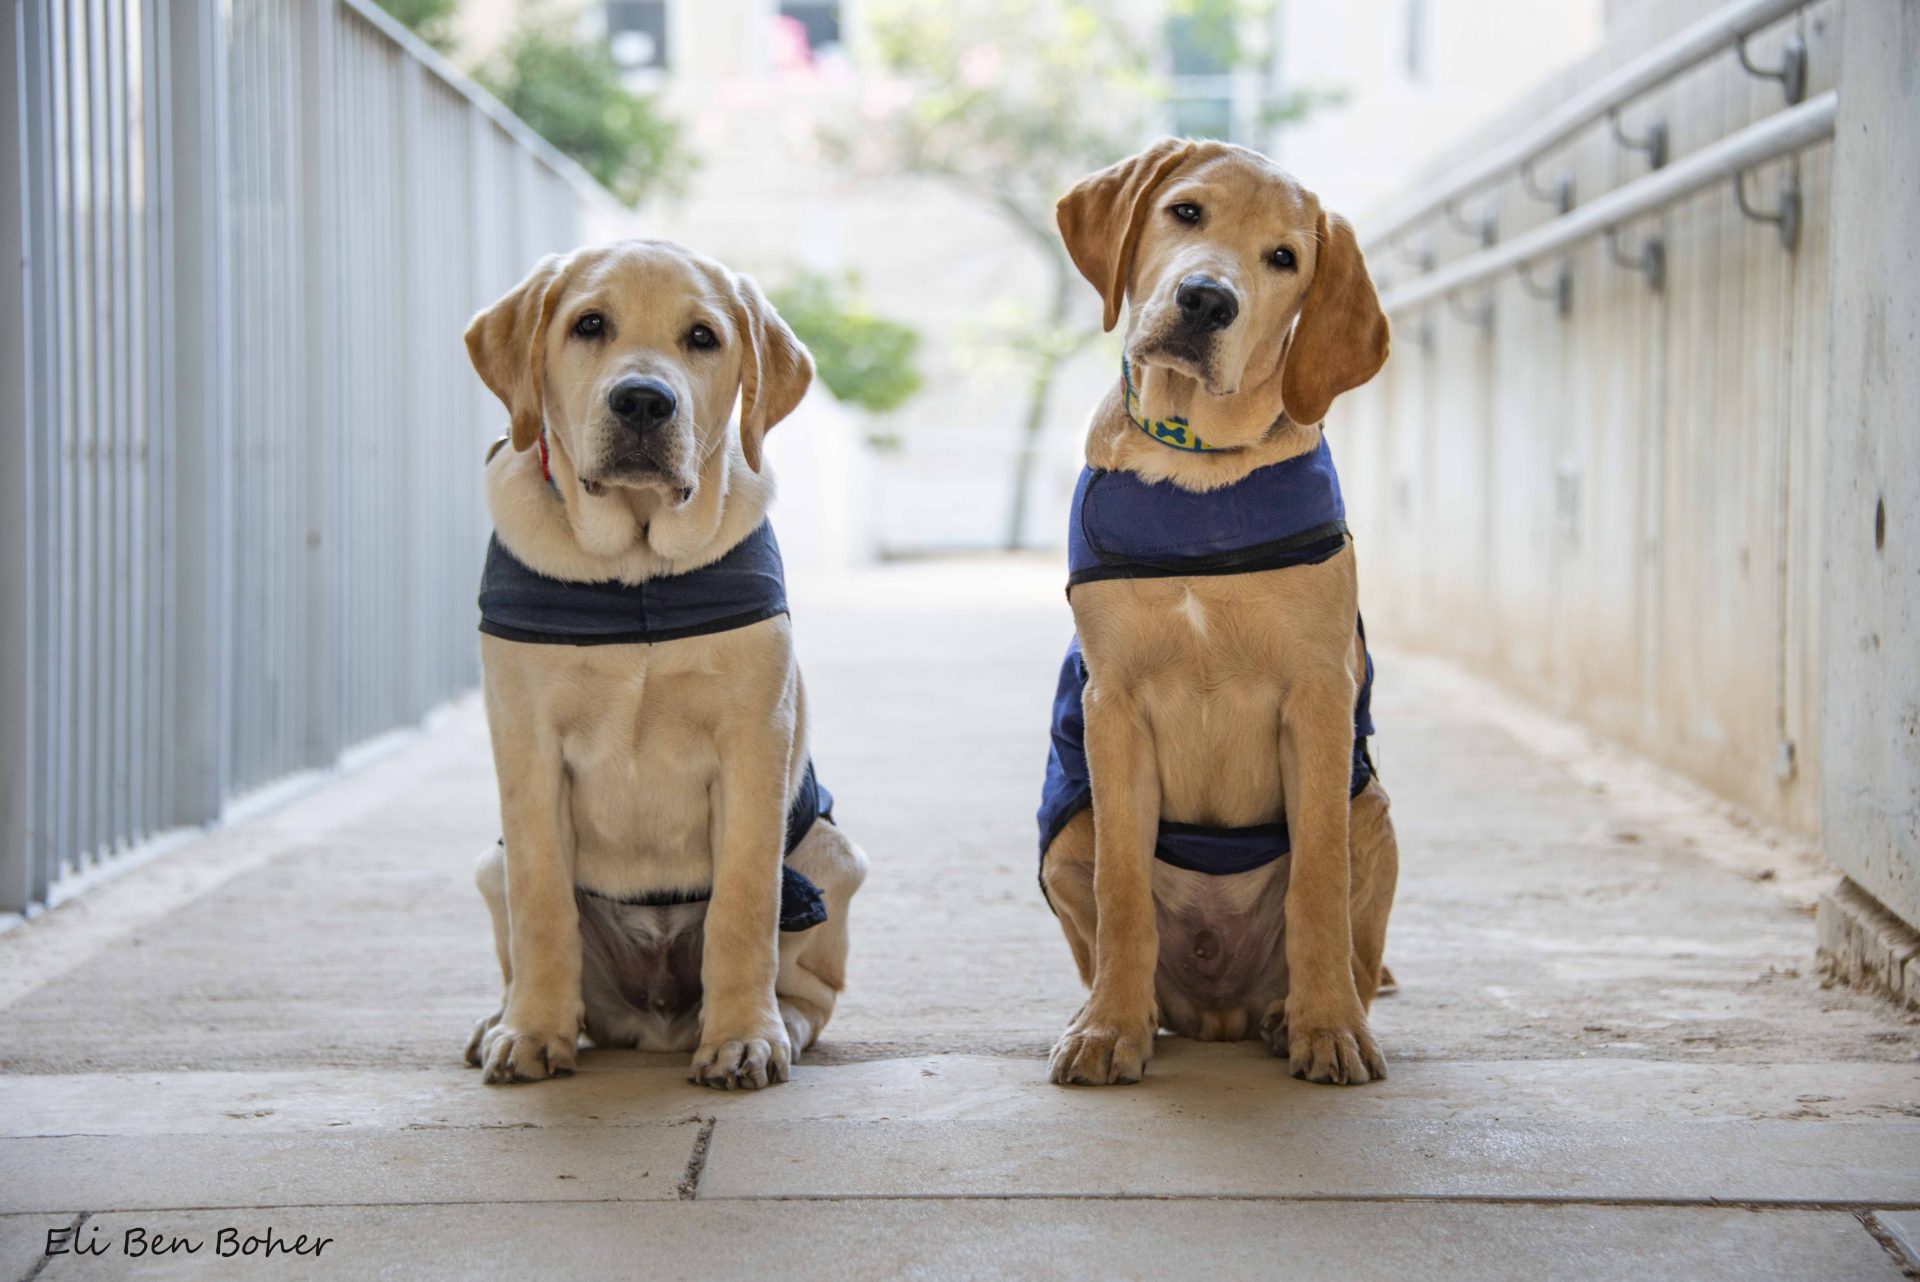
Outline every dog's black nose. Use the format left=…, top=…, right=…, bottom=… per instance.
left=1176, top=276, right=1239, bottom=331
left=608, top=376, right=676, bottom=431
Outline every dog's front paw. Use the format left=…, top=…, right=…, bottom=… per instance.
left=465, top=1010, right=502, bottom=1067
left=479, top=1020, right=579, bottom=1085
left=1267, top=1000, right=1385, bottom=1085
left=1049, top=1012, right=1155, bottom=1086
left=690, top=1022, right=791, bottom=1091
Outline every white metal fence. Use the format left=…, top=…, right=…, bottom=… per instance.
left=0, top=0, right=620, bottom=913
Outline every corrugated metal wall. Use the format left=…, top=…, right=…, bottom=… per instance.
left=1341, top=0, right=1835, bottom=834
left=1, top=0, right=616, bottom=912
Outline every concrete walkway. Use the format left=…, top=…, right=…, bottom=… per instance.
left=2, top=560, right=1916, bottom=1280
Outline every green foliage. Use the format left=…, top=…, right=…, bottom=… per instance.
left=374, top=0, right=458, bottom=52
left=474, top=10, right=690, bottom=207
left=770, top=271, right=923, bottom=417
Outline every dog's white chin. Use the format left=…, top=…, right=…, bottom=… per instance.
left=582, top=468, right=698, bottom=506
left=1131, top=348, right=1235, bottom=399
left=628, top=475, right=698, bottom=506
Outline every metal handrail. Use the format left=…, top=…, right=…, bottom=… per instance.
left=337, top=0, right=624, bottom=214
left=1364, top=0, right=1811, bottom=251
left=1376, top=90, right=1835, bottom=314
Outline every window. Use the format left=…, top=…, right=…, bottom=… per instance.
left=607, top=0, right=668, bottom=73
left=1166, top=10, right=1236, bottom=141
left=779, top=1, right=842, bottom=56
left=1170, top=96, right=1234, bottom=141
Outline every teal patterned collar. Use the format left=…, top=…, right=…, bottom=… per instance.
left=1120, top=356, right=1240, bottom=453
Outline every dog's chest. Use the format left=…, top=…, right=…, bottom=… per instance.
left=557, top=649, right=732, bottom=897
left=1084, top=580, right=1290, bottom=808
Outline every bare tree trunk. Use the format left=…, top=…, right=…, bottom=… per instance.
left=1004, top=253, right=1075, bottom=551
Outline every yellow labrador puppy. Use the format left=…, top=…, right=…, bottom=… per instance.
left=1039, top=140, right=1397, bottom=1086
left=462, top=240, right=867, bottom=1090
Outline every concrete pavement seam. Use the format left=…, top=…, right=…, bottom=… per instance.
left=676, top=1118, right=716, bottom=1200
left=11, top=1197, right=1919, bottom=1215
left=1859, top=1211, right=1920, bottom=1278
left=16, top=1212, right=84, bottom=1282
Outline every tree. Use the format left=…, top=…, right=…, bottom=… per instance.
left=374, top=0, right=458, bottom=53
left=770, top=271, right=924, bottom=448
left=829, top=0, right=1334, bottom=549
left=474, top=7, right=691, bottom=207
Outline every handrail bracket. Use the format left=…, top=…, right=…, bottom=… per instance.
left=1733, top=168, right=1802, bottom=252
left=1445, top=200, right=1499, bottom=249
left=1606, top=227, right=1667, bottom=293
left=1609, top=108, right=1669, bottom=170
left=1736, top=31, right=1807, bottom=106
left=1520, top=163, right=1575, bottom=215
left=1445, top=290, right=1496, bottom=331
left=1517, top=259, right=1574, bottom=318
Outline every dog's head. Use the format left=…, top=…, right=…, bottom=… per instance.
left=465, top=240, right=812, bottom=503
left=1058, top=139, right=1387, bottom=429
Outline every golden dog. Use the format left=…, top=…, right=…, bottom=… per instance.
left=462, top=240, right=867, bottom=1090
left=1041, top=140, right=1398, bottom=1087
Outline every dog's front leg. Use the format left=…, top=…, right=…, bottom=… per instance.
left=692, top=733, right=793, bottom=1091
left=479, top=726, right=585, bottom=1085
left=1050, top=679, right=1160, bottom=1085
left=1273, top=672, right=1386, bottom=1085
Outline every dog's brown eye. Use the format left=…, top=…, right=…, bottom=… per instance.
left=687, top=323, right=718, bottom=351
left=1169, top=202, right=1201, bottom=225
left=572, top=312, right=605, bottom=339
left=1270, top=246, right=1297, bottom=271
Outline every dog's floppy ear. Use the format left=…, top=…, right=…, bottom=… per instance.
left=465, top=253, right=569, bottom=453
left=1056, top=138, right=1196, bottom=333
left=729, top=272, right=813, bottom=473
left=1280, top=212, right=1389, bottom=427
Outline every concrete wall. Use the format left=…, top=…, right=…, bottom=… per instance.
left=1339, top=0, right=1838, bottom=836
left=1344, top=0, right=1920, bottom=941
left=1818, top=0, right=1920, bottom=930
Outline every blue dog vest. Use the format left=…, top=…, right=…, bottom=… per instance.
left=1067, top=435, right=1351, bottom=586
left=478, top=520, right=829, bottom=931
left=479, top=520, right=790, bottom=646
left=1039, top=436, right=1376, bottom=878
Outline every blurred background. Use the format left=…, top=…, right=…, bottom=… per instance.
left=412, top=0, right=1606, bottom=560
left=4, top=0, right=1915, bottom=1012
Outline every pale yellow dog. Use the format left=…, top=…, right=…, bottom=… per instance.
left=462, top=240, right=867, bottom=1090
left=1041, top=140, right=1399, bottom=1087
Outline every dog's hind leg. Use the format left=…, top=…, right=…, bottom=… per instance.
left=1039, top=811, right=1098, bottom=988
left=775, top=819, right=869, bottom=1055
left=1347, top=778, right=1398, bottom=1011
left=465, top=842, right=512, bottom=1066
